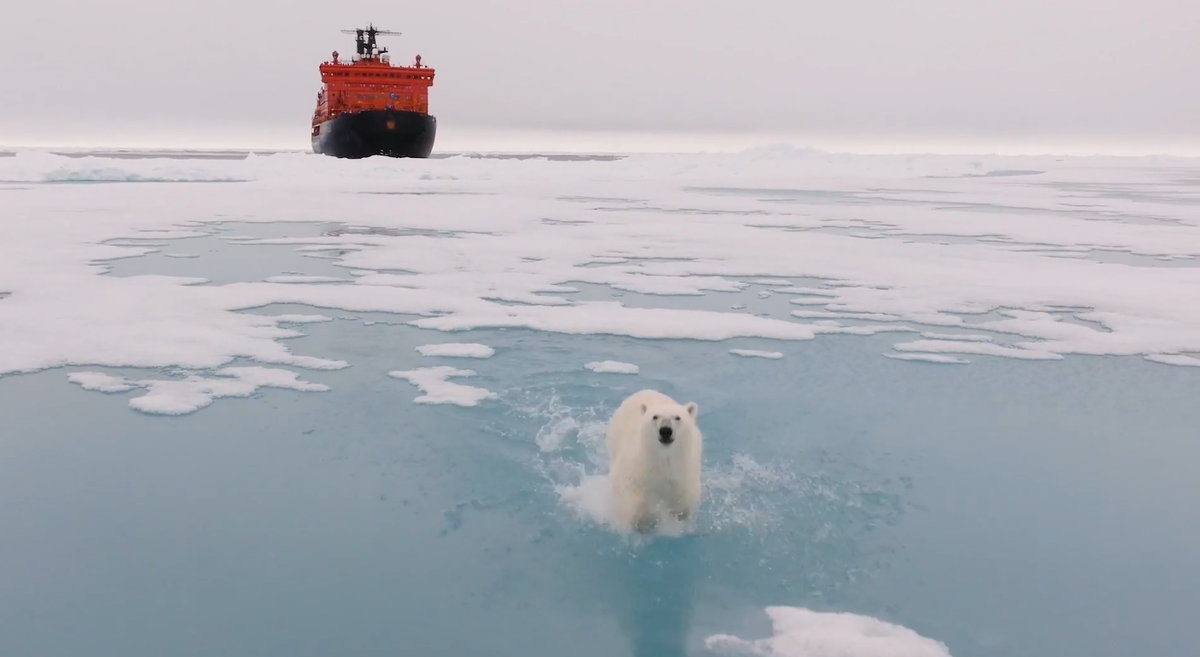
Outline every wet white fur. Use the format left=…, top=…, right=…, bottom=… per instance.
left=605, top=389, right=703, bottom=533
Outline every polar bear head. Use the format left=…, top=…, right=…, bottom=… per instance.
left=639, top=400, right=699, bottom=447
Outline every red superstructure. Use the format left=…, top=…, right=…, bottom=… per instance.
left=310, top=25, right=438, bottom=159
left=311, top=27, right=435, bottom=134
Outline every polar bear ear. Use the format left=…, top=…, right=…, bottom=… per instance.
left=685, top=402, right=698, bottom=418
left=640, top=403, right=648, bottom=415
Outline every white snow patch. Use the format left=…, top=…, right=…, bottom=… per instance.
left=67, top=371, right=137, bottom=393
left=68, top=366, right=330, bottom=415
left=3, top=148, right=1200, bottom=402
left=163, top=253, right=200, bottom=259
left=388, top=366, right=496, bottom=406
left=730, top=349, right=784, bottom=359
left=415, top=342, right=495, bottom=358
left=585, top=360, right=640, bottom=374
left=705, top=606, right=952, bottom=657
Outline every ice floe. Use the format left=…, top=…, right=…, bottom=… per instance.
left=415, top=342, right=496, bottom=358
left=3, top=147, right=1199, bottom=414
left=388, top=366, right=496, bottom=406
left=585, top=360, right=640, bottom=374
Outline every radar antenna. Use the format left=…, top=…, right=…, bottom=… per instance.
left=340, top=23, right=402, bottom=59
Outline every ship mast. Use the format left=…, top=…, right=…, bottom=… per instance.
left=341, top=23, right=401, bottom=61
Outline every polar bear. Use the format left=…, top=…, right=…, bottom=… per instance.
left=606, top=389, right=703, bottom=533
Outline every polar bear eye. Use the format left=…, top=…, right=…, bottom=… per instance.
left=674, top=415, right=680, bottom=421
left=652, top=415, right=659, bottom=420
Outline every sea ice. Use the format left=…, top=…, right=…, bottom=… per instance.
left=388, top=366, right=496, bottom=406
left=884, top=353, right=970, bottom=364
left=3, top=147, right=1199, bottom=417
left=729, top=349, right=784, bottom=359
left=892, top=339, right=1063, bottom=360
left=66, top=366, right=331, bottom=415
left=415, top=343, right=496, bottom=358
left=584, top=360, right=639, bottom=374
left=263, top=275, right=349, bottom=284
left=66, top=371, right=137, bottom=393
left=705, top=606, right=952, bottom=657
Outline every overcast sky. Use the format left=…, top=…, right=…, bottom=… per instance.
left=2, top=0, right=1197, bottom=152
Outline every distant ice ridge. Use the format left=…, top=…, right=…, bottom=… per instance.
left=67, top=367, right=330, bottom=415
left=0, top=150, right=253, bottom=183
left=705, top=606, right=952, bottom=657
left=1, top=146, right=1196, bottom=186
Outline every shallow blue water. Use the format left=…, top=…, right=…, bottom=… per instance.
left=2, top=227, right=1199, bottom=657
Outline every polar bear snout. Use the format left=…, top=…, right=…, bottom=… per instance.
left=658, top=425, right=674, bottom=444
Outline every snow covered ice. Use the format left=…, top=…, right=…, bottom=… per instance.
left=729, top=349, right=784, bottom=359
left=586, top=360, right=641, bottom=374
left=4, top=148, right=1199, bottom=383
left=1, top=147, right=1199, bottom=657
left=415, top=342, right=497, bottom=358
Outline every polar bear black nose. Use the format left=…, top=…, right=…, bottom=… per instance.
left=658, top=426, right=674, bottom=444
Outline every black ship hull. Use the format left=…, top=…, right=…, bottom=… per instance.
left=312, top=110, right=436, bottom=159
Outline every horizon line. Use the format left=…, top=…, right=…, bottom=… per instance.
left=3, top=128, right=1199, bottom=159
